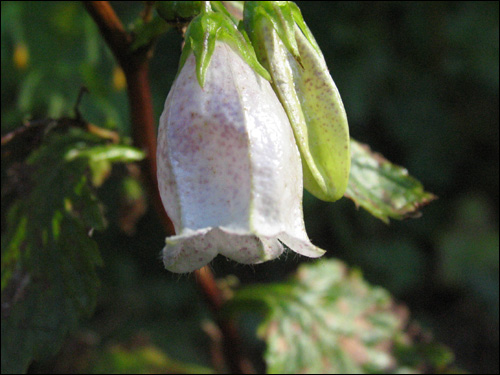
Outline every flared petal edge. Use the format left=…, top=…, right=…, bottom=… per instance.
left=162, top=227, right=325, bottom=273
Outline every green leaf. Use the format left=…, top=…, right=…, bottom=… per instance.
left=65, top=143, right=145, bottom=165
left=1, top=128, right=144, bottom=374
left=130, top=15, right=172, bottom=52
left=226, top=259, right=454, bottom=374
left=346, top=139, right=436, bottom=223
left=88, top=343, right=214, bottom=374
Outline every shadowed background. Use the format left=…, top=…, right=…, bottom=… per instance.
left=1, top=1, right=498, bottom=373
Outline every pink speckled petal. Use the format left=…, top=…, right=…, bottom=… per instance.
left=158, top=42, right=253, bottom=234
left=158, top=41, right=326, bottom=273
left=163, top=229, right=218, bottom=273
left=164, top=228, right=284, bottom=272
left=214, top=228, right=284, bottom=264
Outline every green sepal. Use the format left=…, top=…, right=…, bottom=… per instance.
left=288, top=1, right=322, bottom=56
left=244, top=1, right=300, bottom=62
left=244, top=1, right=351, bottom=201
left=179, top=6, right=271, bottom=87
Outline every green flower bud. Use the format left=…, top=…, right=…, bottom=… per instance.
left=244, top=1, right=351, bottom=202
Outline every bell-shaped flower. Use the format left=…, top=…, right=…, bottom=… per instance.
left=244, top=1, right=351, bottom=202
left=157, top=36, right=325, bottom=273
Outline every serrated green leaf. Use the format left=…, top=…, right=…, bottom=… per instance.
left=346, top=139, right=436, bottom=223
left=1, top=127, right=144, bottom=373
left=226, top=259, right=454, bottom=374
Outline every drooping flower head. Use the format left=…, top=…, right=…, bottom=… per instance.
left=157, top=6, right=324, bottom=273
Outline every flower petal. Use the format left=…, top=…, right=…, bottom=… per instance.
left=158, top=42, right=253, bottom=234
left=164, top=228, right=284, bottom=272
left=158, top=40, right=325, bottom=272
left=163, top=229, right=218, bottom=273
left=212, top=228, right=284, bottom=264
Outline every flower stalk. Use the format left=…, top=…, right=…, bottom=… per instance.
left=84, top=2, right=250, bottom=372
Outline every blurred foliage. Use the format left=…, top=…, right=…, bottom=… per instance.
left=1, top=1, right=498, bottom=374
left=438, top=196, right=499, bottom=320
left=88, top=342, right=213, bottom=374
left=227, top=260, right=455, bottom=373
left=295, top=2, right=499, bottom=372
left=129, top=12, right=172, bottom=52
left=1, top=2, right=136, bottom=131
left=1, top=127, right=144, bottom=373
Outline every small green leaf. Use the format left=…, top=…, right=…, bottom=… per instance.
left=66, top=144, right=145, bottom=164
left=130, top=15, right=172, bottom=52
left=226, top=259, right=455, bottom=374
left=346, top=139, right=437, bottom=223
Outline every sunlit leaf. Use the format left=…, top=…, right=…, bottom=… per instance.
left=346, top=139, right=436, bottom=223
left=226, top=259, right=454, bottom=374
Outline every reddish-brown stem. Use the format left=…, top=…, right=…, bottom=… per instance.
left=196, top=269, right=255, bottom=374
left=84, top=1, right=173, bottom=233
left=83, top=1, right=130, bottom=66
left=83, top=2, right=250, bottom=373
left=124, top=62, right=175, bottom=234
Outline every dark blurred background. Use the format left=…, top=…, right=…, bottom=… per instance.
left=1, top=1, right=498, bottom=373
